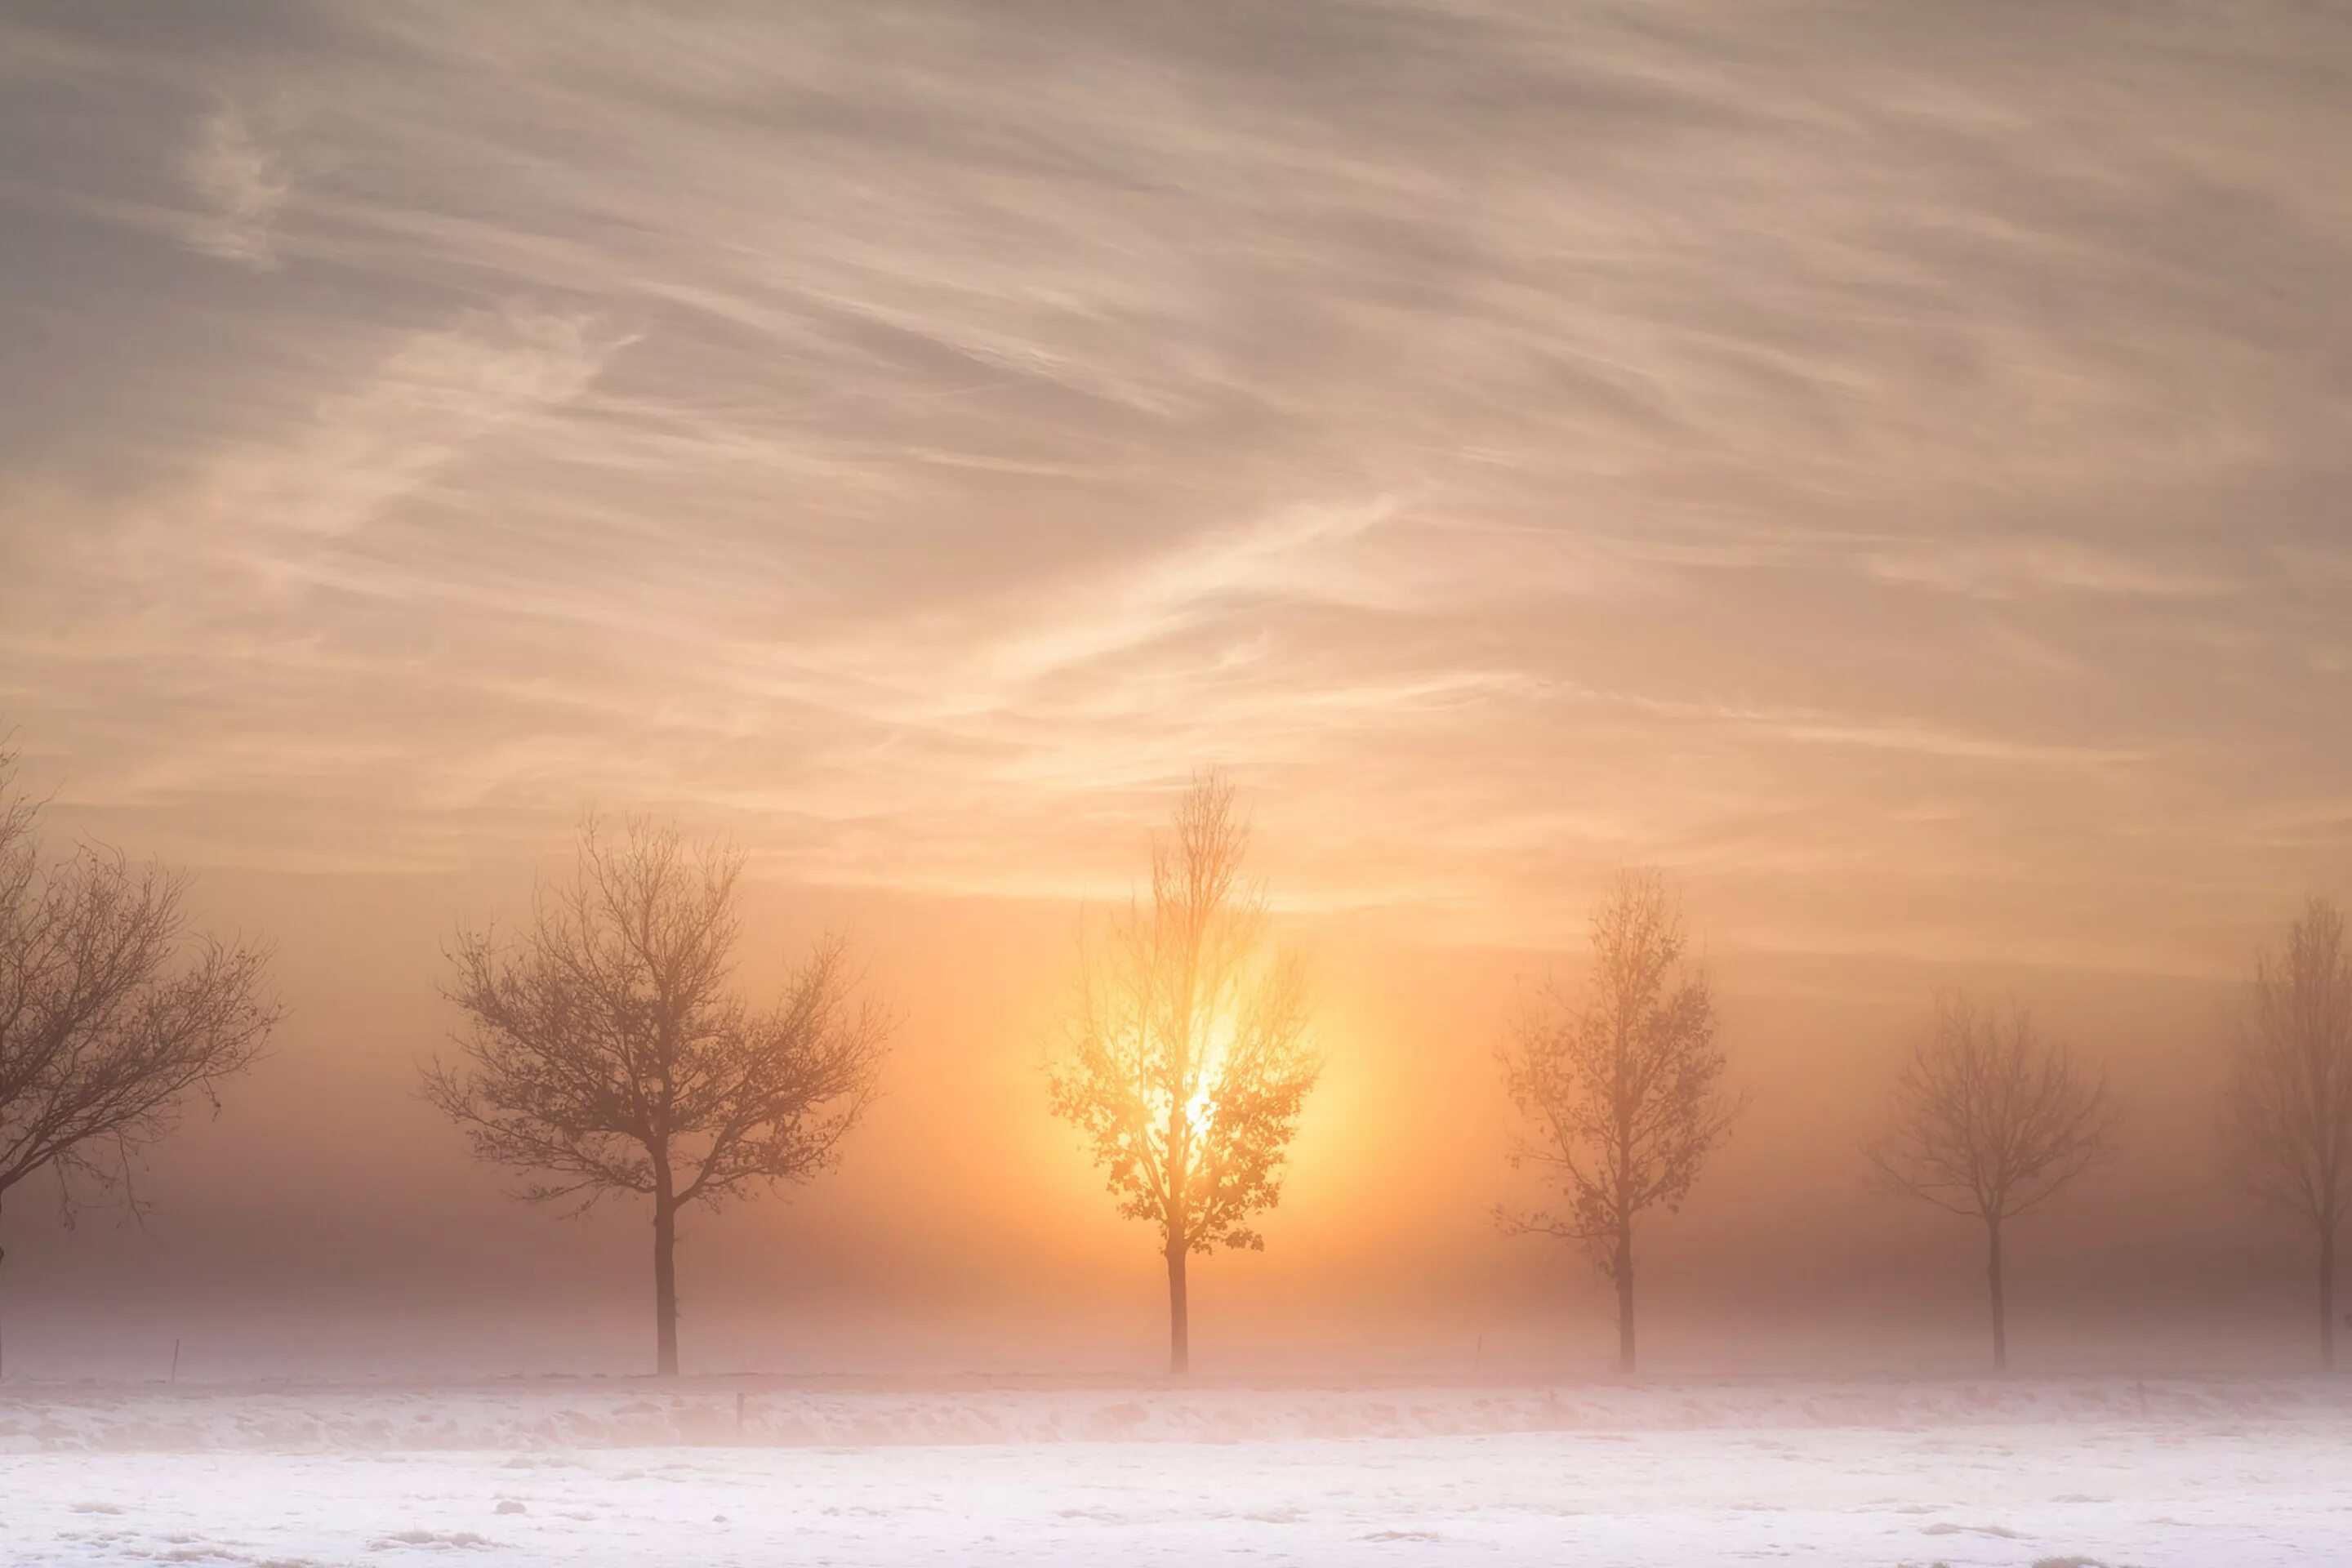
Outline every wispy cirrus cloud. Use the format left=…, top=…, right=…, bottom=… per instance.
left=203, top=310, right=623, bottom=544
left=1, top=0, right=2347, bottom=968
left=179, top=100, right=290, bottom=267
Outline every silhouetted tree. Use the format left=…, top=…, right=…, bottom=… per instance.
left=1047, top=776, right=1320, bottom=1375
left=0, top=742, right=278, bottom=1378
left=2219, top=896, right=2352, bottom=1370
left=1869, top=997, right=2115, bottom=1370
left=423, top=817, right=889, bottom=1378
left=1498, top=871, right=1742, bottom=1374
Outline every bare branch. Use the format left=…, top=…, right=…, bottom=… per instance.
left=0, top=743, right=279, bottom=1234
left=2219, top=898, right=2352, bottom=1232
left=423, top=815, right=892, bottom=1217
left=1868, top=996, right=2118, bottom=1227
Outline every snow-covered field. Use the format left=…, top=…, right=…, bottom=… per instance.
left=5, top=1375, right=2348, bottom=1566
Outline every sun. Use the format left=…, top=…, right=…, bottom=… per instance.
left=1182, top=1009, right=1241, bottom=1138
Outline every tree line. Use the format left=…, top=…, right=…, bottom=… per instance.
left=2, top=745, right=2346, bottom=1379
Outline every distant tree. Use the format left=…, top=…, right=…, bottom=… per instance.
left=423, top=817, right=890, bottom=1378
left=2218, top=896, right=2352, bottom=1370
left=0, top=742, right=279, bottom=1378
left=1046, top=776, right=1321, bottom=1376
left=1869, top=997, right=2116, bottom=1371
left=1498, top=871, right=1743, bottom=1374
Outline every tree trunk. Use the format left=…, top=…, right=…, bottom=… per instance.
left=1614, top=1219, right=1636, bottom=1374
left=2320, top=1221, right=2337, bottom=1373
left=1986, top=1215, right=2007, bottom=1372
left=653, top=1195, right=679, bottom=1379
left=1165, top=1237, right=1190, bottom=1377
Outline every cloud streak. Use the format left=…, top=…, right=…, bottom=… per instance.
left=180, top=100, right=290, bottom=267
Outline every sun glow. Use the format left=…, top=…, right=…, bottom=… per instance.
left=1182, top=1010, right=1241, bottom=1139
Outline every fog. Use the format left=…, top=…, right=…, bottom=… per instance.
left=0, top=852, right=2315, bottom=1383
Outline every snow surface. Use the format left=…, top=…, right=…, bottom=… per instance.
left=5, top=1375, right=2349, bottom=1565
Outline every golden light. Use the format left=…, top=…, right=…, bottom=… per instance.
left=1182, top=1009, right=1241, bottom=1138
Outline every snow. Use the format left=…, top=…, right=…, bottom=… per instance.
left=4, top=1375, right=2347, bottom=1565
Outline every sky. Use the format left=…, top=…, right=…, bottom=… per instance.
left=2, top=1, right=2349, bottom=1379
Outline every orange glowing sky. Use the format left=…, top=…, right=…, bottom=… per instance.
left=2, top=1, right=2349, bottom=1376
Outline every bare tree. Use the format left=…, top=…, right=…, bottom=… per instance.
left=1046, top=776, right=1320, bottom=1375
left=422, top=817, right=890, bottom=1378
left=2219, top=896, right=2352, bottom=1370
left=1498, top=871, right=1743, bottom=1374
left=0, top=743, right=278, bottom=1377
left=1869, top=997, right=2116, bottom=1370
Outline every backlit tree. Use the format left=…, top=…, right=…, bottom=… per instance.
left=1046, top=776, right=1321, bottom=1375
left=424, top=816, right=890, bottom=1377
left=1498, top=871, right=1742, bottom=1374
left=2219, top=897, right=2352, bottom=1370
left=0, top=742, right=278, bottom=1378
left=1869, top=996, right=2116, bottom=1370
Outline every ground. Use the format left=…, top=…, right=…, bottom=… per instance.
left=4, top=1376, right=2348, bottom=1565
